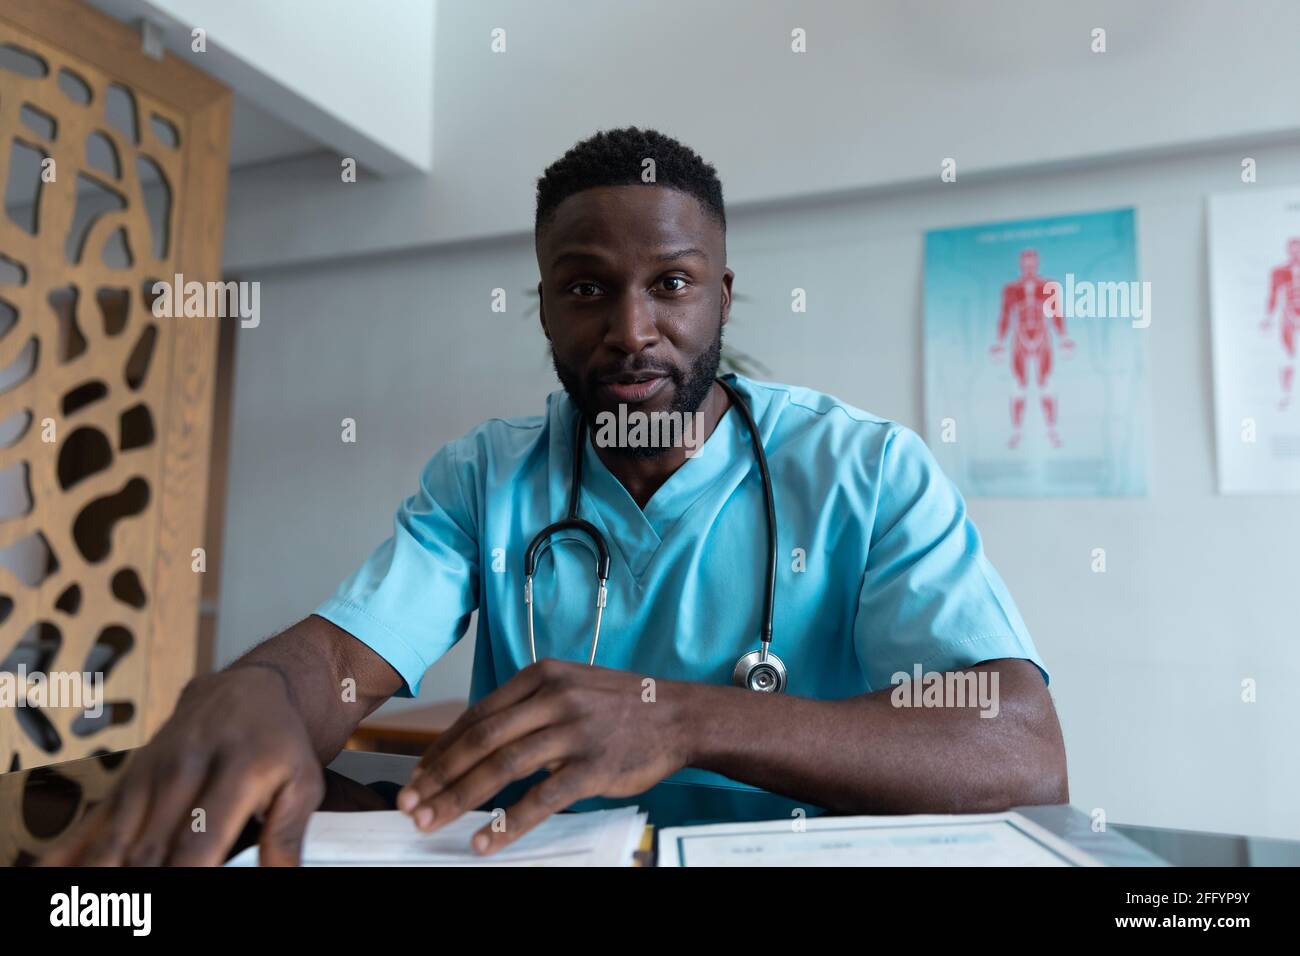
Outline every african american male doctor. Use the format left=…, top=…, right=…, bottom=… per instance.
left=43, top=128, right=1067, bottom=866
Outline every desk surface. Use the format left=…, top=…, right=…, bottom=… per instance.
left=4, top=748, right=1297, bottom=866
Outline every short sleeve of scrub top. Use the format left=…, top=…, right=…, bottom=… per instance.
left=313, top=436, right=480, bottom=697
left=852, top=424, right=1047, bottom=689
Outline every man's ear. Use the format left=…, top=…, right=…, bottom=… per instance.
left=720, top=267, right=735, bottom=330
left=537, top=281, right=550, bottom=340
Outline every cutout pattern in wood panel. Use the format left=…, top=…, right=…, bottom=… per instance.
left=0, top=21, right=185, bottom=777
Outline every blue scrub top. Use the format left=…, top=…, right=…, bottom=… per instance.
left=313, top=374, right=1047, bottom=709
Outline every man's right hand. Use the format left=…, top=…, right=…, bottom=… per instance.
left=39, top=665, right=325, bottom=866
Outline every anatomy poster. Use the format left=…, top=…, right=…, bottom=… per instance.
left=1208, top=188, right=1300, bottom=493
left=923, top=208, right=1148, bottom=497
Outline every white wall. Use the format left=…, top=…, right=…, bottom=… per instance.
left=222, top=0, right=1300, bottom=270
left=210, top=0, right=1300, bottom=840
left=216, top=133, right=1300, bottom=841
left=87, top=0, right=435, bottom=174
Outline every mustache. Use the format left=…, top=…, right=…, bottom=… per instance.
left=589, top=359, right=682, bottom=384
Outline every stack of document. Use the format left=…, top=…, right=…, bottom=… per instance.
left=226, top=806, right=647, bottom=867
left=657, top=811, right=1101, bottom=866
left=226, top=808, right=1099, bottom=867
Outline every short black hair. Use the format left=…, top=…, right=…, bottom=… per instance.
left=534, top=126, right=726, bottom=240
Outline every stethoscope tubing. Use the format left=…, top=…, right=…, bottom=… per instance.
left=521, top=377, right=780, bottom=687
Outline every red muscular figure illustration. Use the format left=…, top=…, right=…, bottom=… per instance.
left=989, top=249, right=1075, bottom=449
left=1260, top=237, right=1300, bottom=410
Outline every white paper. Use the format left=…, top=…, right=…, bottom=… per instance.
left=1208, top=187, right=1300, bottom=492
left=657, top=811, right=1101, bottom=867
left=226, top=807, right=647, bottom=867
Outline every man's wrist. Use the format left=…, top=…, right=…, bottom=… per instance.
left=224, top=658, right=298, bottom=711
left=668, top=679, right=725, bottom=768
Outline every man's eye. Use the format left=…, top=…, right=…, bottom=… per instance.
left=660, top=276, right=687, bottom=292
left=570, top=282, right=601, bottom=296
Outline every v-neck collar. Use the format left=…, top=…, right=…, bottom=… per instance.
left=553, top=378, right=758, bottom=583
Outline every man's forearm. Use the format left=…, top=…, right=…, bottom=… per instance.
left=674, top=658, right=1068, bottom=813
left=222, top=615, right=402, bottom=765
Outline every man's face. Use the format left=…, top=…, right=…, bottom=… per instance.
left=1020, top=249, right=1039, bottom=276
left=1288, top=238, right=1300, bottom=261
left=536, top=185, right=732, bottom=455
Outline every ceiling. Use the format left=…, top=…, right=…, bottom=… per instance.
left=81, top=0, right=428, bottom=176
left=78, top=0, right=327, bottom=171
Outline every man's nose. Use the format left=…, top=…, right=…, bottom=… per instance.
left=602, top=292, right=659, bottom=354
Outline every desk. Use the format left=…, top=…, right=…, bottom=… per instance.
left=343, top=700, right=466, bottom=755
left=5, top=748, right=1297, bottom=866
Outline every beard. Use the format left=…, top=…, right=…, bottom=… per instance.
left=550, top=311, right=724, bottom=460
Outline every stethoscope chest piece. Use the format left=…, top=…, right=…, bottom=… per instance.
left=732, top=648, right=787, bottom=694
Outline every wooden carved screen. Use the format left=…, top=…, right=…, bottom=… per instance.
left=0, top=0, right=230, bottom=784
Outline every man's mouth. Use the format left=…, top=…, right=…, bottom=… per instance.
left=596, top=371, right=670, bottom=404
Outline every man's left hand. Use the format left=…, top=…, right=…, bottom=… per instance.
left=396, top=659, right=691, bottom=854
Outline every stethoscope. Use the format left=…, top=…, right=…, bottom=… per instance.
left=523, top=377, right=787, bottom=693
